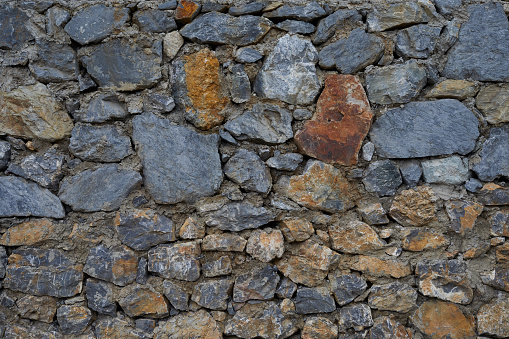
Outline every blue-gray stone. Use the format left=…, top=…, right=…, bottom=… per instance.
left=57, top=306, right=92, bottom=335
left=85, top=278, right=116, bottom=316
left=442, top=3, right=509, bottom=82
left=191, top=278, right=233, bottom=310
left=434, top=0, right=462, bottom=16
left=77, top=94, right=128, bottom=123
left=78, top=73, right=97, bottom=92
left=84, top=245, right=138, bottom=286
left=46, top=6, right=71, bottom=37
left=202, top=2, right=228, bottom=13
left=276, top=20, right=315, bottom=34
left=205, top=201, right=275, bottom=232
left=473, top=125, right=509, bottom=181
left=265, top=2, right=326, bottom=22
left=399, top=160, right=422, bottom=186
left=293, top=287, right=336, bottom=314
left=330, top=273, right=367, bottom=306
left=395, top=24, right=441, bottom=59
left=229, top=64, right=251, bottom=104
left=338, top=303, right=373, bottom=330
left=0, top=246, right=7, bottom=279
left=224, top=149, right=272, bottom=194
left=233, top=265, right=280, bottom=302
left=313, top=9, right=362, bottom=45
left=266, top=152, right=303, bottom=171
left=293, top=108, right=313, bottom=120
left=465, top=178, right=483, bottom=193
left=363, top=160, right=402, bottom=196
left=370, top=99, right=479, bottom=158
left=229, top=2, right=265, bottom=16
left=158, top=0, right=177, bottom=10
left=276, top=277, right=297, bottom=299
left=236, top=47, right=263, bottom=63
left=143, top=93, right=175, bottom=113
left=422, top=156, right=469, bottom=185
left=136, top=258, right=148, bottom=285
left=148, top=243, right=201, bottom=281
left=162, top=280, right=189, bottom=311
left=133, top=10, right=177, bottom=33
left=0, top=5, right=34, bottom=50
left=29, top=41, right=78, bottom=83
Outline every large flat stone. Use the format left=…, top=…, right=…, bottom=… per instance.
left=147, top=242, right=201, bottom=281
left=473, top=125, right=509, bottom=181
left=29, top=41, right=78, bottom=83
left=0, top=5, right=34, bottom=50
left=154, top=310, right=222, bottom=339
left=205, top=201, right=274, bottom=232
left=84, top=245, right=138, bottom=286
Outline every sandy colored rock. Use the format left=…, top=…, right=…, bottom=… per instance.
left=302, top=317, right=338, bottom=339
left=17, top=295, right=57, bottom=323
left=246, top=229, right=285, bottom=262
left=279, top=218, right=314, bottom=242
left=476, top=84, right=509, bottom=124
left=368, top=282, right=417, bottom=313
left=389, top=186, right=437, bottom=226
left=119, top=285, right=169, bottom=318
left=0, top=219, right=55, bottom=246
left=477, top=297, right=509, bottom=337
left=154, top=309, right=222, bottom=339
left=445, top=199, right=483, bottom=235
left=402, top=228, right=448, bottom=251
left=345, top=255, right=412, bottom=279
left=370, top=315, right=411, bottom=338
left=329, top=221, right=385, bottom=254
left=202, top=233, right=247, bottom=252
left=163, top=31, right=184, bottom=60
left=425, top=80, right=479, bottom=100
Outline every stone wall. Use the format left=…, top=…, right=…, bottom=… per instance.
left=1, top=0, right=509, bottom=337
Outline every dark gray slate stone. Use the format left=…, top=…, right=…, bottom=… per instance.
left=276, top=277, right=297, bottom=299
left=202, top=256, right=232, bottom=277
left=435, top=0, right=462, bottom=16
left=465, top=178, right=483, bottom=193
left=46, top=6, right=70, bottom=37
left=82, top=40, right=162, bottom=91
left=148, top=243, right=201, bottom=281
left=0, top=176, right=64, bottom=218
left=370, top=99, right=479, bottom=158
left=69, top=124, right=132, bottom=163
left=64, top=4, right=129, bottom=44
left=84, top=245, right=138, bottom=286
left=366, top=61, right=427, bottom=105
left=473, top=125, right=509, bottom=181
left=219, top=128, right=238, bottom=145
left=7, top=146, right=64, bottom=189
left=254, top=34, right=320, bottom=105
left=3, top=248, right=83, bottom=297
left=143, top=94, right=175, bottom=113
left=78, top=73, right=97, bottom=92
left=0, top=246, right=8, bottom=279
left=132, top=113, right=222, bottom=204
left=338, top=304, right=373, bottom=330
left=265, top=2, right=326, bottom=22
left=85, top=278, right=116, bottom=316
left=395, top=24, right=441, bottom=59
left=162, top=280, right=189, bottom=311
left=57, top=305, right=92, bottom=335
left=229, top=64, right=251, bottom=104
left=330, top=273, right=367, bottom=306
left=233, top=265, right=280, bottom=302
left=191, top=278, right=233, bottom=310
left=0, top=5, right=34, bottom=50
left=180, top=12, right=272, bottom=46
left=77, top=94, right=128, bottom=123
left=224, top=149, right=272, bottom=194
left=293, top=286, right=336, bottom=314
left=133, top=10, right=177, bottom=33
left=116, top=210, right=176, bottom=251
left=293, top=108, right=313, bottom=120
left=229, top=2, right=265, bottom=16
left=236, top=47, right=263, bottom=63
left=59, top=164, right=141, bottom=212
left=276, top=20, right=315, bottom=34
left=135, top=319, right=156, bottom=334
left=159, top=0, right=177, bottom=10
left=224, top=103, right=293, bottom=144
left=267, top=152, right=303, bottom=171
left=313, top=9, right=362, bottom=45
left=201, top=2, right=228, bottom=13
left=362, top=160, right=402, bottom=196
left=205, top=201, right=275, bottom=232
left=29, top=41, right=78, bottom=83
left=399, top=160, right=422, bottom=186
left=136, top=258, right=148, bottom=284
left=442, top=3, right=509, bottom=82
left=318, top=40, right=343, bottom=69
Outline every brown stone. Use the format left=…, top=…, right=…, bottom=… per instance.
left=445, top=199, right=483, bottom=235
left=411, top=300, right=476, bottom=339
left=286, top=160, right=358, bottom=213
left=401, top=228, right=448, bottom=251
left=389, top=186, right=437, bottom=226
left=279, top=218, right=314, bottom=242
left=155, top=310, right=222, bottom=339
left=179, top=216, right=205, bottom=239
left=368, top=282, right=417, bottom=313
left=246, top=228, right=285, bottom=262
left=496, top=243, right=509, bottom=266
left=358, top=203, right=389, bottom=225
left=0, top=218, right=55, bottom=246
left=478, top=183, right=509, bottom=205
left=369, top=315, right=411, bottom=339
left=476, top=84, right=509, bottom=124
left=0, top=83, right=74, bottom=141
left=345, top=255, right=412, bottom=279
left=202, top=233, right=247, bottom=252
left=425, top=79, right=479, bottom=100
left=302, top=317, right=338, bottom=339
left=477, top=297, right=509, bottom=337
left=294, top=74, right=373, bottom=166
left=329, top=221, right=385, bottom=254
left=175, top=0, right=201, bottom=24
left=463, top=241, right=490, bottom=259
left=119, top=284, right=169, bottom=318
left=16, top=295, right=57, bottom=323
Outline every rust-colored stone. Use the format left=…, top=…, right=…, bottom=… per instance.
left=402, top=228, right=448, bottom=252
left=0, top=219, right=55, bottom=246
left=389, top=186, right=437, bottom=226
left=119, top=285, right=169, bottom=318
left=445, top=199, right=483, bottom=235
left=302, top=317, right=338, bottom=339
left=246, top=228, right=285, bottom=262
left=16, top=295, right=57, bottom=323
left=294, top=74, right=373, bottom=166
left=477, top=297, right=509, bottom=337
left=329, top=221, right=385, bottom=254
left=175, top=0, right=201, bottom=24
left=345, top=255, right=412, bottom=279
left=279, top=217, right=314, bottom=242
left=496, top=243, right=509, bottom=266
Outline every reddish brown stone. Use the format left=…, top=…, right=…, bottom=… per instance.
left=401, top=228, right=448, bottom=252
left=478, top=183, right=509, bottom=205
left=155, top=309, right=222, bottom=338
left=345, top=255, right=412, bottom=279
left=16, top=295, right=57, bottom=323
left=477, top=297, right=509, bottom=337
left=445, top=199, right=483, bottom=235
left=175, top=0, right=201, bottom=24
left=279, top=218, right=314, bottom=242
left=329, top=221, right=385, bottom=254
left=302, top=317, right=338, bottom=339
left=119, top=284, right=169, bottom=318
left=496, top=243, right=509, bottom=266
left=463, top=241, right=490, bottom=259
left=246, top=228, right=285, bottom=262
left=389, top=186, right=437, bottom=226
left=294, top=74, right=373, bottom=166
left=0, top=219, right=55, bottom=246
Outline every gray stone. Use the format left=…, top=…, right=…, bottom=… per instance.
left=0, top=176, right=64, bottom=218
left=442, top=3, right=509, bottom=82
left=94, top=317, right=149, bottom=338
left=78, top=73, right=97, bottom=92
left=330, top=273, right=367, bottom=306
left=0, top=246, right=7, bottom=279
left=236, top=47, right=263, bottom=63
left=202, top=2, right=228, bottom=13
left=267, top=152, right=303, bottom=171
left=0, top=5, right=34, bottom=50
left=313, top=9, right=362, bottom=45
left=136, top=258, right=148, bottom=284
left=69, top=124, right=132, bottom=163
left=224, top=149, right=272, bottom=194
left=148, top=242, right=201, bottom=281
left=276, top=277, right=297, bottom=299
left=46, top=6, right=70, bottom=37
left=338, top=304, right=373, bottom=331
left=85, top=278, right=116, bottom=316
left=422, top=156, right=469, bottom=184
left=202, top=256, right=232, bottom=277
left=465, top=178, right=482, bottom=193
left=441, top=19, right=461, bottom=53
left=59, top=164, right=141, bottom=212
left=82, top=40, right=162, bottom=91
left=365, top=61, right=427, bottom=105
left=84, top=245, right=138, bottom=286
left=362, top=142, right=375, bottom=162
left=4, top=248, right=83, bottom=297
left=158, top=0, right=177, bottom=10
left=225, top=103, right=293, bottom=144
left=57, top=305, right=92, bottom=335
left=233, top=265, right=280, bottom=302
left=19, top=1, right=54, bottom=13
left=435, top=0, right=462, bottom=16
left=202, top=233, right=247, bottom=252
left=133, top=10, right=177, bottom=33
left=317, top=40, right=343, bottom=69
left=476, top=85, right=509, bottom=125
left=368, top=282, right=417, bottom=313
left=293, top=108, right=313, bottom=120
left=358, top=203, right=389, bottom=225
left=254, top=34, right=320, bottom=105
left=362, top=160, right=402, bottom=196
left=293, top=286, right=336, bottom=314
left=265, top=2, right=326, bottom=22
left=132, top=113, right=222, bottom=204
left=135, top=319, right=156, bottom=334
left=370, top=99, right=479, bottom=158
left=276, top=20, right=315, bottom=34
left=64, top=4, right=129, bottom=44
left=162, top=280, right=189, bottom=311
left=143, top=93, right=175, bottom=113
left=205, top=201, right=275, bottom=232
left=191, top=278, right=233, bottom=310
left=399, top=160, right=422, bottom=186
left=180, top=12, right=272, bottom=46
left=116, top=210, right=176, bottom=251
left=367, top=2, right=432, bottom=32
left=16, top=295, right=56, bottom=323
left=7, top=146, right=64, bottom=189
left=229, top=2, right=265, bottom=16
left=473, top=125, right=509, bottom=181
left=29, top=41, right=78, bottom=83
left=229, top=64, right=251, bottom=104
left=77, top=94, right=128, bottom=123
left=395, top=24, right=441, bottom=59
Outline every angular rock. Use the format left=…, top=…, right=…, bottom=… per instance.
left=401, top=228, right=448, bottom=251
left=345, top=255, right=412, bottom=279
left=57, top=305, right=92, bottom=335
left=0, top=140, right=10, bottom=170
left=0, top=246, right=6, bottom=278
left=369, top=315, right=411, bottom=339
left=46, top=6, right=71, bottom=38
left=276, top=277, right=297, bottom=299
left=59, top=164, right=141, bottom=212
left=132, top=113, right=222, bottom=204
left=154, top=309, right=222, bottom=339
left=445, top=200, right=483, bottom=235
left=147, top=242, right=201, bottom=281
left=162, top=280, right=189, bottom=311
left=476, top=85, right=509, bottom=124
left=29, top=41, right=78, bottom=83
left=496, top=244, right=509, bottom=266
left=175, top=0, right=201, bottom=24
left=329, top=273, right=367, bottom=306
left=0, top=5, right=34, bottom=50
left=180, top=12, right=272, bottom=46
left=201, top=2, right=228, bottom=13
left=246, top=229, right=284, bottom=262
left=490, top=211, right=509, bottom=236
left=77, top=94, right=128, bottom=123
left=85, top=278, right=116, bottom=316
left=64, top=5, right=129, bottom=44
left=0, top=218, right=56, bottom=246
left=358, top=203, right=389, bottom=225
left=163, top=31, right=184, bottom=60
left=276, top=20, right=315, bottom=34
left=478, top=183, right=509, bottom=206
left=191, top=278, right=233, bottom=310
left=202, top=233, right=247, bottom=252
left=399, top=160, right=422, bottom=186
left=82, top=40, right=161, bottom=91
left=368, top=282, right=417, bottom=313
left=224, top=149, right=272, bottom=194
left=94, top=317, right=149, bottom=339
left=119, top=285, right=169, bottom=318
left=4, top=248, right=83, bottom=297
left=473, top=125, right=509, bottom=181
left=477, top=297, right=509, bottom=338
left=229, top=2, right=265, bottom=16
left=179, top=217, right=205, bottom=239
left=202, top=256, right=232, bottom=277
left=254, top=34, right=320, bottom=105
left=481, top=266, right=509, bottom=292
left=233, top=265, right=279, bottom=302
left=425, top=79, right=479, bottom=100
left=465, top=179, right=484, bottom=194
left=389, top=186, right=437, bottom=226
left=313, top=9, right=362, bottom=45
left=395, top=24, right=441, bottom=58
left=367, top=2, right=432, bottom=32
left=293, top=286, right=335, bottom=314
left=205, top=201, right=274, bottom=232
left=366, top=61, right=427, bottom=105
left=4, top=325, right=61, bottom=339
left=84, top=245, right=138, bottom=286
left=266, top=152, right=303, bottom=171
left=133, top=10, right=177, bottom=33
left=442, top=3, right=509, bottom=82
left=329, top=221, right=385, bottom=254
left=279, top=218, right=314, bottom=242
left=136, top=258, right=148, bottom=285
left=17, top=295, right=57, bottom=323
left=422, top=156, right=469, bottom=185
left=363, top=160, right=402, bottom=196
left=302, top=317, right=338, bottom=339
left=338, top=303, right=373, bottom=331
left=228, top=63, right=251, bottom=104
left=236, top=47, right=263, bottom=63
left=224, top=103, right=293, bottom=144
left=265, top=2, right=326, bottom=21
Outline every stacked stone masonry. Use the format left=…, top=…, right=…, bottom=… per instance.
left=1, top=0, right=509, bottom=337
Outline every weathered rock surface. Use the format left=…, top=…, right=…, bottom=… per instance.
left=229, top=63, right=251, bottom=103
left=276, top=277, right=297, bottom=299
left=369, top=282, right=417, bottom=313
left=358, top=203, right=389, bottom=225
left=154, top=310, right=222, bottom=339
left=476, top=85, right=509, bottom=124
left=246, top=229, right=284, bottom=262
left=399, top=160, right=422, bottom=186
left=490, top=211, right=509, bottom=236
left=422, top=156, right=469, bottom=185
left=162, top=280, right=189, bottom=311
left=0, top=140, right=10, bottom=170
left=265, top=2, right=326, bottom=22
left=85, top=278, right=116, bottom=316
left=478, top=183, right=509, bottom=206
left=205, top=201, right=274, bottom=232
left=0, top=219, right=56, bottom=246
left=229, top=2, right=265, bottom=16
left=425, top=79, right=479, bottom=100
left=163, top=31, right=184, bottom=60
left=29, top=41, right=78, bottom=83
left=76, top=94, right=128, bottom=123
left=338, top=303, right=373, bottom=331
left=473, top=125, right=509, bottom=181
left=0, top=5, right=34, bottom=50
left=279, top=218, right=314, bottom=242
left=94, top=316, right=150, bottom=338
left=147, top=242, right=201, bottom=281
left=266, top=152, right=303, bottom=171
left=233, top=265, right=279, bottom=302
left=84, top=245, right=138, bottom=286
left=477, top=297, right=509, bottom=338
left=401, top=228, right=448, bottom=251
left=236, top=47, right=263, bottom=63
left=119, top=285, right=169, bottom=318
left=175, top=0, right=201, bottom=24
left=313, top=9, right=362, bottom=45
left=370, top=315, right=411, bottom=339
left=445, top=200, right=483, bottom=235
left=57, top=305, right=92, bottom=335
left=345, top=255, right=412, bottom=279
left=389, top=186, right=437, bottom=226
left=17, top=295, right=57, bottom=323
left=329, top=273, right=367, bottom=306
left=293, top=286, right=336, bottom=314
left=329, top=221, right=385, bottom=254
left=202, top=233, right=247, bottom=252
left=191, top=278, right=233, bottom=310
left=276, top=20, right=315, bottom=34
left=302, top=317, right=338, bottom=339
left=395, top=24, right=441, bottom=58
left=362, top=160, right=402, bottom=196
left=202, top=256, right=232, bottom=277
left=133, top=10, right=176, bottom=33
left=367, top=2, right=432, bottom=32
left=224, top=149, right=272, bottom=194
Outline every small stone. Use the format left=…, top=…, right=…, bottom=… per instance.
left=148, top=242, right=201, bottom=281
left=395, top=24, right=441, bottom=58
left=329, top=273, right=367, bottom=306
left=85, top=278, right=116, bottom=316
left=313, top=9, right=362, bottom=45
left=84, top=245, right=138, bottom=286
left=329, top=221, right=385, bottom=254
left=276, top=278, right=297, bottom=299
left=162, top=280, right=189, bottom=311
left=133, top=10, right=177, bottom=33
left=363, top=160, right=402, bottom=196
left=236, top=47, right=263, bottom=63
left=435, top=0, right=462, bottom=16
left=78, top=73, right=96, bottom=92
left=0, top=218, right=55, bottom=246
left=119, top=285, right=169, bottom=318
left=293, top=286, right=336, bottom=314
left=422, top=156, right=469, bottom=185
left=159, top=0, right=178, bottom=10
left=246, top=229, right=284, bottom=262
left=179, top=217, right=205, bottom=239
left=175, top=0, right=201, bottom=24
left=358, top=203, right=389, bottom=225
left=229, top=2, right=266, bottom=16
left=478, top=183, right=509, bottom=206
left=279, top=218, right=314, bottom=242
left=368, top=282, right=417, bottom=313
left=143, top=93, right=175, bottom=113
left=155, top=309, right=222, bottom=338
left=411, top=300, right=476, bottom=339
left=163, top=31, right=184, bottom=61
left=76, top=94, right=128, bottom=123
left=191, top=278, right=233, bottom=310
left=201, top=2, right=228, bottom=12
left=224, top=149, right=272, bottom=194
left=135, top=319, right=156, bottom=334
left=473, top=126, right=509, bottom=181
left=445, top=200, right=483, bottom=235
left=29, top=41, right=78, bottom=83
left=17, top=295, right=57, bottom=323
left=345, top=255, right=412, bottom=279
left=202, top=234, right=247, bottom=252
left=233, top=265, right=279, bottom=302
left=0, top=140, right=11, bottom=170
left=402, top=228, right=448, bottom=251
left=399, top=160, right=422, bottom=186
left=338, top=303, right=373, bottom=331
left=57, top=305, right=92, bottom=335
left=266, top=152, right=303, bottom=172
left=490, top=211, right=509, bottom=236
left=205, top=201, right=274, bottom=232
left=276, top=20, right=315, bottom=34
left=425, top=80, right=479, bottom=100
left=64, top=4, right=129, bottom=45
left=203, top=256, right=232, bottom=277
left=362, top=142, right=374, bottom=162
left=228, top=64, right=251, bottom=104
left=367, top=2, right=432, bottom=32
left=302, top=317, right=338, bottom=339
left=476, top=85, right=509, bottom=124
left=0, top=5, right=34, bottom=50
left=477, top=297, right=509, bottom=337
left=369, top=315, right=411, bottom=339
left=293, top=108, right=313, bottom=121
left=389, top=186, right=437, bottom=226
left=265, top=2, right=326, bottom=22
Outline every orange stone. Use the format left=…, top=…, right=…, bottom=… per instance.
left=369, top=315, right=411, bottom=339
left=445, top=200, right=483, bottom=235
left=175, top=0, right=201, bottom=24
left=155, top=309, right=222, bottom=338
left=346, top=255, right=412, bottom=279
left=329, top=221, right=385, bottom=254
left=401, top=229, right=448, bottom=252
left=279, top=218, right=314, bottom=242
left=294, top=74, right=373, bottom=166
left=389, top=186, right=437, bottom=226
left=0, top=218, right=55, bottom=246
left=302, top=317, right=338, bottom=339
left=119, top=285, right=169, bottom=318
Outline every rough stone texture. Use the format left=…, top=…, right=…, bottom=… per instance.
left=367, top=2, right=431, bottom=32
left=76, top=94, right=128, bottom=123
left=435, top=0, right=462, bottom=16
left=58, top=164, right=141, bottom=212
left=302, top=317, right=338, bottom=339
left=85, top=278, right=116, bottom=316
left=490, top=211, right=509, bottom=236
left=180, top=12, right=272, bottom=46
left=0, top=5, right=34, bottom=50
left=329, top=273, right=367, bottom=306
left=81, top=40, right=162, bottom=91
left=389, top=186, right=437, bottom=226
left=401, top=228, right=448, bottom=251
left=133, top=10, right=177, bottom=33
left=279, top=218, right=314, bottom=242
left=445, top=200, right=483, bottom=235
left=202, top=256, right=232, bottom=277
left=276, top=277, right=297, bottom=299
left=476, top=85, right=509, bottom=124
left=224, top=149, right=272, bottom=194
left=16, top=295, right=57, bottom=323
left=478, top=183, right=509, bottom=206
left=229, top=2, right=265, bottom=16
left=175, top=0, right=201, bottom=24
left=422, top=156, right=469, bottom=185
left=191, top=278, right=232, bottom=310
left=162, top=280, right=189, bottom=311
left=84, top=245, right=138, bottom=286
left=338, top=303, right=373, bottom=331
left=29, top=41, right=78, bottom=83
left=266, top=152, right=303, bottom=171
left=0, top=219, right=55, bottom=246
left=246, top=229, right=284, bottom=262
left=370, top=315, right=411, bottom=339
left=154, top=310, right=222, bottom=339
left=147, top=242, right=201, bottom=281
left=202, top=233, right=247, bottom=252
left=295, top=75, right=372, bottom=166
left=473, top=125, right=509, bottom=181
left=57, top=305, right=92, bottom=335
left=254, top=34, right=320, bottom=105
left=395, top=24, right=441, bottom=59
left=399, top=160, right=422, bottom=186
left=94, top=317, right=150, bottom=338
left=425, top=79, right=479, bottom=100
left=442, top=3, right=509, bottom=82
left=276, top=20, right=315, bottom=34
left=163, top=31, right=184, bottom=60
left=119, top=285, right=169, bottom=318
left=229, top=63, right=251, bottom=104
left=477, top=297, right=509, bottom=338
left=236, top=47, right=263, bottom=63
left=205, top=201, right=274, bottom=232
left=0, top=83, right=74, bottom=141
left=0, top=140, right=10, bottom=170
left=329, top=221, right=385, bottom=254
left=363, top=160, right=402, bottom=196
left=293, top=286, right=335, bottom=314
left=345, top=255, right=412, bottom=279
left=179, top=217, right=205, bottom=240
left=233, top=265, right=279, bottom=302
left=313, top=9, right=362, bottom=45
left=358, top=203, right=389, bottom=225
left=265, top=2, right=326, bottom=22
left=368, top=282, right=417, bottom=313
